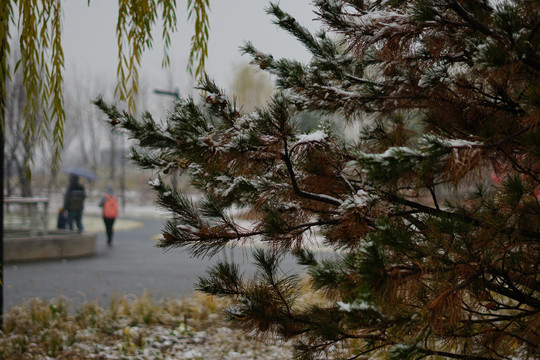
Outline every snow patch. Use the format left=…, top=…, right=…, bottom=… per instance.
left=177, top=224, right=199, bottom=233
left=423, top=134, right=482, bottom=148
left=183, top=349, right=203, bottom=359
left=294, top=130, right=328, bottom=146
left=337, top=300, right=378, bottom=312
left=440, top=139, right=482, bottom=148
left=339, top=190, right=376, bottom=212
left=353, top=190, right=370, bottom=207
left=216, top=175, right=231, bottom=183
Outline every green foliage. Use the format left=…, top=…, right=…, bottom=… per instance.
left=197, top=262, right=243, bottom=296
left=100, top=1, right=540, bottom=359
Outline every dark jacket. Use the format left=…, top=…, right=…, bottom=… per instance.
left=64, top=176, right=86, bottom=211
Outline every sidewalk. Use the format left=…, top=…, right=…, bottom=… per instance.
left=48, top=202, right=166, bottom=234
left=75, top=215, right=144, bottom=233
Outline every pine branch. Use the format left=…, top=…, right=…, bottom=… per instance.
left=453, top=81, right=527, bottom=117
left=522, top=46, right=540, bottom=71
left=497, top=331, right=540, bottom=350
left=418, top=348, right=498, bottom=360
left=446, top=0, right=493, bottom=36
left=500, top=147, right=540, bottom=185
left=484, top=281, right=540, bottom=309
left=253, top=249, right=294, bottom=316
left=462, top=312, right=532, bottom=323
left=386, top=192, right=540, bottom=244
left=429, top=186, right=440, bottom=210
left=346, top=344, right=387, bottom=360
left=96, top=0, right=540, bottom=357
left=267, top=3, right=323, bottom=59
left=282, top=137, right=342, bottom=207
left=340, top=173, right=357, bottom=193
left=486, top=267, right=540, bottom=309
left=197, top=76, right=240, bottom=128
left=196, top=262, right=244, bottom=296
left=428, top=271, right=482, bottom=311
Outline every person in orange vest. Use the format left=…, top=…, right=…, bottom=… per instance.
left=99, top=185, right=119, bottom=246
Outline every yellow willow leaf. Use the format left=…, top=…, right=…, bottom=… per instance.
left=3, top=0, right=196, bottom=173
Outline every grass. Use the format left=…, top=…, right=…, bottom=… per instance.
left=1, top=292, right=293, bottom=360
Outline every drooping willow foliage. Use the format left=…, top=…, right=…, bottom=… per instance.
left=0, top=0, right=209, bottom=164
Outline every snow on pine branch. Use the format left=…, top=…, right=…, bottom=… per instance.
left=290, top=130, right=329, bottom=152
left=359, top=146, right=425, bottom=165
left=422, top=134, right=483, bottom=149
left=343, top=7, right=410, bottom=38
left=354, top=133, right=486, bottom=186
left=337, top=300, right=380, bottom=313
left=338, top=189, right=377, bottom=213
left=356, top=10, right=409, bottom=26
left=360, top=134, right=483, bottom=166
left=319, top=85, right=361, bottom=99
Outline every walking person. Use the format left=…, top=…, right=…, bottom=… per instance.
left=100, top=185, right=119, bottom=246
left=64, top=175, right=86, bottom=233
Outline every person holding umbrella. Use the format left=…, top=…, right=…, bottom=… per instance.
left=62, top=166, right=98, bottom=181
left=63, top=175, right=86, bottom=233
left=62, top=167, right=98, bottom=233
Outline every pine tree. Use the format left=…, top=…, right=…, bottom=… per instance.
left=96, top=1, right=540, bottom=359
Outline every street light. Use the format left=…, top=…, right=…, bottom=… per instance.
left=1, top=77, right=4, bottom=327
left=153, top=88, right=179, bottom=100
left=153, top=88, right=180, bottom=192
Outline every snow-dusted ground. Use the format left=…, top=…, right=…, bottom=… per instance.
left=1, top=295, right=299, bottom=360
left=64, top=322, right=294, bottom=360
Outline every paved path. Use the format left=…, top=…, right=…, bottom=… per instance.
left=3, top=216, right=302, bottom=312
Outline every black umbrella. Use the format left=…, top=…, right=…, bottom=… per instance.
left=62, top=166, right=98, bottom=181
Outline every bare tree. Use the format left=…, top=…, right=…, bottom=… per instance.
left=67, top=77, right=110, bottom=174
left=230, top=62, right=274, bottom=112
left=4, top=51, right=36, bottom=197
left=30, top=75, right=112, bottom=196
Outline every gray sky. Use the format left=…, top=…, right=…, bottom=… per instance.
left=62, top=0, right=320, bottom=98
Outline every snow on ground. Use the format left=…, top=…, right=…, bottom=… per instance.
left=0, top=295, right=300, bottom=360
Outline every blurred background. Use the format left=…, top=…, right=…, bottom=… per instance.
left=3, top=0, right=323, bottom=216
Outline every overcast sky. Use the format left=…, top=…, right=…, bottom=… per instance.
left=62, top=0, right=320, bottom=100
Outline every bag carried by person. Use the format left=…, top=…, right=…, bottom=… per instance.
left=103, top=194, right=119, bottom=219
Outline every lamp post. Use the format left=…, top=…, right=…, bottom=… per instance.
left=1, top=40, right=6, bottom=328
left=153, top=88, right=180, bottom=191
left=0, top=84, right=4, bottom=328
left=153, top=88, right=179, bottom=100
left=120, top=131, right=126, bottom=212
